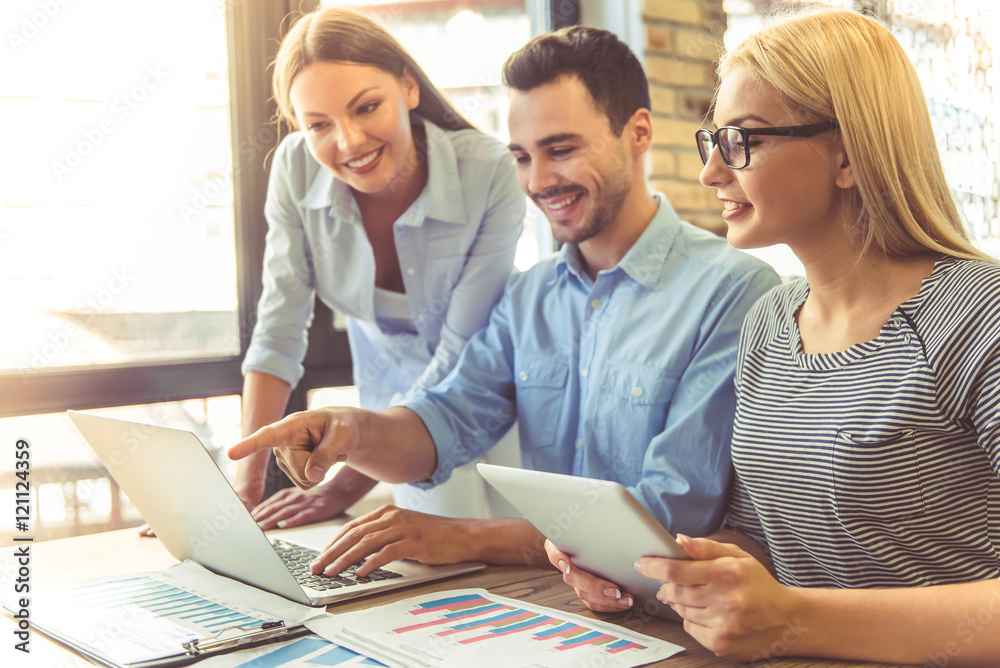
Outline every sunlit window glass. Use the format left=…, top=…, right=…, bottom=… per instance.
left=0, top=0, right=239, bottom=372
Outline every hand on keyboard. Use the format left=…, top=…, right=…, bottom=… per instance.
left=272, top=540, right=402, bottom=591
left=307, top=505, right=478, bottom=579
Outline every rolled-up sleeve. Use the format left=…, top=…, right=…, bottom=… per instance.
left=241, top=138, right=317, bottom=387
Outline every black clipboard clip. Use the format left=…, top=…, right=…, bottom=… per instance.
left=183, top=621, right=292, bottom=656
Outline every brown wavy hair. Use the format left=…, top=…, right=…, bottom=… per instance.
left=272, top=7, right=474, bottom=133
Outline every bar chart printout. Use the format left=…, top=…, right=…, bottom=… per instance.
left=31, top=575, right=275, bottom=665
left=24, top=562, right=321, bottom=667
left=317, top=588, right=683, bottom=668
left=195, top=635, right=387, bottom=667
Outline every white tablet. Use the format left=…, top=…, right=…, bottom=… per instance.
left=476, top=463, right=686, bottom=619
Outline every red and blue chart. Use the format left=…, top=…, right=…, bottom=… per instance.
left=396, top=593, right=645, bottom=652
left=324, top=588, right=682, bottom=668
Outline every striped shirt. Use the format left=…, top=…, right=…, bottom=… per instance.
left=727, top=256, right=1000, bottom=588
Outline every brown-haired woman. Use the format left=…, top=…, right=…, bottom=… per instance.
left=236, top=7, right=524, bottom=531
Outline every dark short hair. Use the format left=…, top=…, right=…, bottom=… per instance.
left=502, top=26, right=650, bottom=136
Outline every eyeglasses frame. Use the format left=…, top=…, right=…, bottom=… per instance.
left=695, top=121, right=840, bottom=169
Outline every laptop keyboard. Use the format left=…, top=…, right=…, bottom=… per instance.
left=272, top=539, right=403, bottom=592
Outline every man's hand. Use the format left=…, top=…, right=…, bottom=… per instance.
left=543, top=539, right=635, bottom=611
left=308, top=505, right=479, bottom=578
left=634, top=534, right=799, bottom=660
left=228, top=408, right=363, bottom=490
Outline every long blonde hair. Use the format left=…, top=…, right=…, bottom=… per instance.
left=272, top=7, right=474, bottom=133
left=722, top=9, right=991, bottom=262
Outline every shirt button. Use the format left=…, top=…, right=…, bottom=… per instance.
left=575, top=438, right=583, bottom=449
left=580, top=367, right=589, bottom=377
left=416, top=314, right=425, bottom=322
left=518, top=371, right=528, bottom=381
left=406, top=267, right=415, bottom=276
left=904, top=333, right=911, bottom=344
left=632, top=386, right=643, bottom=397
left=591, top=299, right=601, bottom=309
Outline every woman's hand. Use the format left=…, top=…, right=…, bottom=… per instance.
left=543, top=539, right=635, bottom=612
left=251, top=485, right=351, bottom=530
left=636, top=534, right=801, bottom=660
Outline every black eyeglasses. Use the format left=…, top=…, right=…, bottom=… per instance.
left=695, top=121, right=839, bottom=169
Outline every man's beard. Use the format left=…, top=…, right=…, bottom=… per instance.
left=537, top=155, right=631, bottom=246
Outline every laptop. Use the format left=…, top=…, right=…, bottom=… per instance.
left=66, top=411, right=485, bottom=607
left=476, top=463, right=685, bottom=620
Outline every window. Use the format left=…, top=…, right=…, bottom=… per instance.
left=2, top=1, right=239, bottom=374
left=0, top=398, right=241, bottom=544
left=0, top=0, right=294, bottom=542
left=1, top=0, right=571, bottom=543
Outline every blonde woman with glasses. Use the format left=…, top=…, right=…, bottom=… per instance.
left=550, top=8, right=1000, bottom=664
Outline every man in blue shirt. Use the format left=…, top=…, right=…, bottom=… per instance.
left=229, top=27, right=780, bottom=598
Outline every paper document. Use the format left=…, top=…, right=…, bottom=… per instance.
left=306, top=588, right=683, bottom=668
left=199, top=634, right=386, bottom=668
left=15, top=560, right=325, bottom=668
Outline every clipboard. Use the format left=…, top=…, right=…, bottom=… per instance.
left=184, top=620, right=300, bottom=656
left=1, top=560, right=326, bottom=668
left=31, top=619, right=313, bottom=668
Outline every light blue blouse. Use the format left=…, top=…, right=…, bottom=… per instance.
left=242, top=118, right=525, bottom=410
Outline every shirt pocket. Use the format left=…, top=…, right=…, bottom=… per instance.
left=513, top=352, right=569, bottom=449
left=598, top=362, right=679, bottom=406
left=833, top=429, right=924, bottom=522
left=595, top=363, right=679, bottom=463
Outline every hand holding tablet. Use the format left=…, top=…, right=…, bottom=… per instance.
left=476, top=463, right=687, bottom=619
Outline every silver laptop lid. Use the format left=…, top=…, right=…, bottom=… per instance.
left=67, top=411, right=312, bottom=606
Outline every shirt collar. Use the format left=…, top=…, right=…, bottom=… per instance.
left=300, top=117, right=469, bottom=227
left=556, top=192, right=680, bottom=290
left=419, top=118, right=468, bottom=225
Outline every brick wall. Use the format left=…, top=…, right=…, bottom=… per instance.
left=643, top=0, right=727, bottom=235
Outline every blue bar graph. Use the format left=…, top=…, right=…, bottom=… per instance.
left=391, top=593, right=650, bottom=655
left=533, top=621, right=576, bottom=638
left=64, top=575, right=266, bottom=635
left=443, top=603, right=504, bottom=618
left=237, top=637, right=330, bottom=667
left=447, top=609, right=525, bottom=631
left=235, top=637, right=386, bottom=667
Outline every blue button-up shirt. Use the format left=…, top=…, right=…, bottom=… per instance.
left=242, top=118, right=525, bottom=409
left=401, top=194, right=781, bottom=535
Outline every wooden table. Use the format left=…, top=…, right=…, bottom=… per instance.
left=0, top=529, right=903, bottom=668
